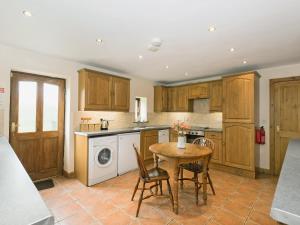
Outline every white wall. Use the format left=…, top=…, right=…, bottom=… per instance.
left=0, top=43, right=155, bottom=173
left=256, top=63, right=300, bottom=169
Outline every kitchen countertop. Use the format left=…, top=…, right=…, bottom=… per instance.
left=0, top=137, right=54, bottom=225
left=270, top=139, right=300, bottom=225
left=204, top=128, right=223, bottom=132
left=75, top=125, right=171, bottom=137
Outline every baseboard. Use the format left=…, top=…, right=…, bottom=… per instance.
left=255, top=167, right=272, bottom=175
left=210, top=163, right=256, bottom=179
left=63, top=170, right=75, bottom=178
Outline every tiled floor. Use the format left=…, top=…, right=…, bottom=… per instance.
left=40, top=163, right=278, bottom=225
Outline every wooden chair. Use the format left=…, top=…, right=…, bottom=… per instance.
left=131, top=145, right=174, bottom=217
left=178, top=137, right=215, bottom=205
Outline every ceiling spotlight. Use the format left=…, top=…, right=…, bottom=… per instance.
left=243, top=60, right=247, bottom=64
left=96, top=38, right=102, bottom=44
left=230, top=48, right=235, bottom=52
left=184, top=72, right=188, bottom=76
left=138, top=55, right=143, bottom=60
left=22, top=10, right=32, bottom=17
left=165, top=65, right=169, bottom=69
left=208, top=26, right=216, bottom=32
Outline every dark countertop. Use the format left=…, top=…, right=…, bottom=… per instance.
left=270, top=139, right=300, bottom=225
left=0, top=137, right=54, bottom=225
left=204, top=128, right=223, bottom=132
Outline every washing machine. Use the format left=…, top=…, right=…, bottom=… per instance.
left=88, top=135, right=118, bottom=186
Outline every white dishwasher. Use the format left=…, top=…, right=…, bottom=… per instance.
left=158, top=129, right=169, bottom=143
left=118, top=132, right=141, bottom=175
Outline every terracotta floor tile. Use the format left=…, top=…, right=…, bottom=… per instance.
left=45, top=193, right=74, bottom=209
left=212, top=208, right=246, bottom=225
left=252, top=199, right=272, bottom=215
left=86, top=200, right=119, bottom=220
left=59, top=210, right=96, bottom=225
left=99, top=210, right=133, bottom=225
left=51, top=201, right=82, bottom=222
left=222, top=199, right=252, bottom=218
left=249, top=211, right=278, bottom=225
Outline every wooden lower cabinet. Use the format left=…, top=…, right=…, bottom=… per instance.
left=140, top=130, right=158, bottom=161
left=223, top=123, right=255, bottom=172
left=169, top=129, right=178, bottom=142
left=205, top=131, right=222, bottom=164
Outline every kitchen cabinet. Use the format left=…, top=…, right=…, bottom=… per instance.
left=223, top=123, right=255, bottom=171
left=205, top=131, right=222, bottom=164
left=154, top=86, right=168, bottom=112
left=167, top=87, right=177, bottom=112
left=140, top=130, right=158, bottom=162
left=188, top=83, right=209, bottom=99
left=176, top=86, right=193, bottom=112
left=169, top=128, right=178, bottom=142
left=78, top=69, right=130, bottom=111
left=209, top=80, right=223, bottom=112
left=111, top=77, right=130, bottom=111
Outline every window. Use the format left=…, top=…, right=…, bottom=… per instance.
left=135, top=97, right=147, bottom=122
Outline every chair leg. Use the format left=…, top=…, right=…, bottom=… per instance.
left=159, top=180, right=163, bottom=195
left=180, top=167, right=184, bottom=189
left=167, top=179, right=174, bottom=211
left=207, top=173, right=215, bottom=195
left=136, top=181, right=145, bottom=217
left=194, top=172, right=199, bottom=205
left=131, top=177, right=140, bottom=201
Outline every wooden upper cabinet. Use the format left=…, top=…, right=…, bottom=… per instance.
left=223, top=73, right=256, bottom=123
left=209, top=80, right=222, bottom=112
left=111, top=77, right=130, bottom=111
left=154, top=86, right=168, bottom=112
left=188, top=83, right=209, bottom=99
left=176, top=86, right=192, bottom=112
left=223, top=123, right=255, bottom=171
left=78, top=69, right=130, bottom=111
left=167, top=87, right=177, bottom=112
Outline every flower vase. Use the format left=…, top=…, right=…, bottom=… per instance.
left=177, top=135, right=186, bottom=149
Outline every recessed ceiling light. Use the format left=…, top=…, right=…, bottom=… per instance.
left=22, top=10, right=32, bottom=17
left=138, top=55, right=143, bottom=60
left=165, top=65, right=169, bottom=69
left=184, top=72, right=188, bottom=76
left=208, top=26, right=216, bottom=32
left=96, top=38, right=102, bottom=44
left=243, top=60, right=248, bottom=64
left=230, top=48, right=235, bottom=52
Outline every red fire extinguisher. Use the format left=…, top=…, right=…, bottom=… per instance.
left=256, top=126, right=265, bottom=144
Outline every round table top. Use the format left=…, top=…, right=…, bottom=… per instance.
left=149, top=142, right=212, bottom=159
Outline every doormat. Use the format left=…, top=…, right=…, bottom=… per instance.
left=34, top=179, right=54, bottom=191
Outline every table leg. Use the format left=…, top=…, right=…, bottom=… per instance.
left=172, top=160, right=179, bottom=214
left=202, top=157, right=208, bottom=205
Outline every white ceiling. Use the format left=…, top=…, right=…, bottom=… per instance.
left=1, top=0, right=300, bottom=83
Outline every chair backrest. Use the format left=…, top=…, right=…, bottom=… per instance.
left=133, top=144, right=149, bottom=179
left=192, top=137, right=215, bottom=162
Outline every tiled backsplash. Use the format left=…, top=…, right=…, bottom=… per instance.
left=74, top=99, right=222, bottom=131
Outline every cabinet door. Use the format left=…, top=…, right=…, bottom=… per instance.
left=83, top=72, right=112, bottom=110
left=176, top=86, right=191, bottom=112
left=188, top=83, right=209, bottom=99
left=223, top=123, right=255, bottom=171
left=167, top=87, right=177, bottom=112
left=111, top=77, right=130, bottom=111
left=205, top=132, right=222, bottom=164
left=209, top=80, right=222, bottom=112
left=154, top=86, right=168, bottom=112
left=169, top=129, right=178, bottom=142
left=141, top=130, right=158, bottom=161
left=223, top=74, right=254, bottom=123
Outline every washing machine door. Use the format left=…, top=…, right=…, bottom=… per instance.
left=95, top=146, right=113, bottom=167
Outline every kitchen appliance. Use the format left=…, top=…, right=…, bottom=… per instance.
left=118, top=132, right=140, bottom=175
left=100, top=118, right=109, bottom=130
left=88, top=135, right=118, bottom=186
left=186, top=126, right=207, bottom=143
left=158, top=129, right=169, bottom=143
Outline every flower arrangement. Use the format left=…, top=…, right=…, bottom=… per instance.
left=172, top=121, right=190, bottom=137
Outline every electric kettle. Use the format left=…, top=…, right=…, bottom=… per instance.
left=100, top=118, right=109, bottom=130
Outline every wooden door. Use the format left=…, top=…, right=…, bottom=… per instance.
left=273, top=80, right=300, bottom=175
left=223, top=73, right=254, bottom=123
left=154, top=86, right=168, bottom=112
left=188, top=83, right=209, bottom=99
left=223, top=123, right=255, bottom=171
left=141, top=130, right=158, bottom=161
left=209, top=80, right=223, bottom=112
left=176, top=86, right=191, bottom=112
left=79, top=70, right=112, bottom=111
left=167, top=87, right=177, bottom=112
left=111, top=77, right=130, bottom=111
left=205, top=131, right=222, bottom=164
left=10, top=71, right=65, bottom=180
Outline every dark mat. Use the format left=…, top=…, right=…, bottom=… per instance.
left=34, top=179, right=54, bottom=191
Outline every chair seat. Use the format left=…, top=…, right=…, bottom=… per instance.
left=179, top=162, right=204, bottom=173
left=146, top=167, right=170, bottom=180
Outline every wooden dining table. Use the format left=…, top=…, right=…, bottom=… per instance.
left=149, top=142, right=212, bottom=214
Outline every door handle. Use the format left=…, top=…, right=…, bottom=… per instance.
left=276, top=125, right=280, bottom=132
